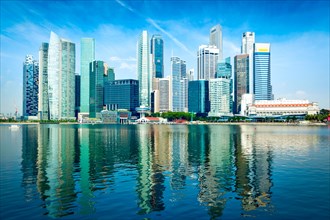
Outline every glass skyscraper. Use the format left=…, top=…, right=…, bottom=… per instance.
left=197, top=45, right=219, bottom=80
left=38, top=43, right=49, bottom=120
left=209, top=24, right=223, bottom=61
left=137, top=30, right=151, bottom=107
left=253, top=43, right=272, bottom=100
left=241, top=32, right=255, bottom=93
left=47, top=31, right=76, bottom=120
left=151, top=34, right=164, bottom=78
left=234, top=54, right=249, bottom=114
left=23, top=55, right=39, bottom=117
left=188, top=80, right=210, bottom=114
left=171, top=57, right=186, bottom=112
left=80, top=38, right=95, bottom=114
left=89, top=61, right=107, bottom=118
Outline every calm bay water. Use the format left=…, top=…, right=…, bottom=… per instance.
left=0, top=124, right=329, bottom=219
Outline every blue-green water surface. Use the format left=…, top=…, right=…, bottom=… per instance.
left=0, top=124, right=329, bottom=219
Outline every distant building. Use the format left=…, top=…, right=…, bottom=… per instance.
left=47, top=32, right=76, bottom=120
left=171, top=57, right=186, bottom=112
left=89, top=60, right=108, bottom=118
left=75, top=74, right=80, bottom=119
left=137, top=30, right=152, bottom=107
left=107, top=67, right=115, bottom=81
left=241, top=32, right=255, bottom=93
left=187, top=69, right=194, bottom=81
left=159, top=76, right=172, bottom=112
left=38, top=43, right=49, bottom=120
left=104, top=79, right=139, bottom=112
left=188, top=80, right=210, bottom=114
left=234, top=54, right=249, bottom=114
left=80, top=38, right=95, bottom=114
left=240, top=94, right=254, bottom=116
left=197, top=45, right=219, bottom=80
left=151, top=34, right=164, bottom=78
left=253, top=43, right=272, bottom=100
left=247, top=99, right=320, bottom=116
left=23, top=55, right=39, bottom=118
left=209, top=24, right=223, bottom=60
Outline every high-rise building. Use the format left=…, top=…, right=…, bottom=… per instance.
left=171, top=57, right=186, bottom=112
left=38, top=43, right=49, bottom=120
left=89, top=61, right=108, bottom=118
left=187, top=69, right=194, bottom=81
left=75, top=74, right=80, bottom=119
left=80, top=38, right=95, bottom=114
left=137, top=30, right=151, bottom=107
left=159, top=76, right=172, bottom=112
left=209, top=24, right=223, bottom=61
left=104, top=79, right=139, bottom=112
left=47, top=32, right=76, bottom=120
left=234, top=54, right=249, bottom=114
left=197, top=45, right=219, bottom=80
left=209, top=57, right=232, bottom=116
left=241, top=32, right=255, bottom=93
left=23, top=55, right=39, bottom=117
left=253, top=43, right=272, bottom=100
left=107, top=67, right=115, bottom=81
left=151, top=34, right=164, bottom=78
left=188, top=80, right=210, bottom=114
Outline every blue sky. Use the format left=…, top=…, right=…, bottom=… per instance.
left=1, top=0, right=329, bottom=114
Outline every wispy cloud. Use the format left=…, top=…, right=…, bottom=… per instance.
left=110, top=56, right=136, bottom=62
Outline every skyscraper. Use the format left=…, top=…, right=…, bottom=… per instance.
left=47, top=31, right=76, bottom=120
left=137, top=30, right=151, bottom=107
left=23, top=55, right=39, bottom=118
left=38, top=43, right=49, bottom=120
left=253, top=43, right=272, bottom=100
left=159, top=76, right=172, bottom=112
left=241, top=32, right=255, bottom=93
left=151, top=34, right=164, bottom=78
left=209, top=57, right=232, bottom=116
left=89, top=60, right=108, bottom=118
left=209, top=24, right=223, bottom=61
left=188, top=80, right=210, bottom=114
left=75, top=74, right=80, bottom=119
left=197, top=45, right=219, bottom=80
left=80, top=38, right=95, bottom=114
left=234, top=54, right=249, bottom=114
left=171, top=56, right=186, bottom=112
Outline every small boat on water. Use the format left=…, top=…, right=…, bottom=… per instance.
left=9, top=125, right=20, bottom=130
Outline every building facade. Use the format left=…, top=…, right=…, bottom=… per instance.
left=23, top=55, right=39, bottom=117
left=171, top=57, right=186, bottom=112
left=137, top=30, right=152, bottom=107
left=253, top=43, right=272, bottom=100
left=209, top=78, right=231, bottom=116
left=234, top=54, right=249, bottom=114
left=47, top=32, right=76, bottom=120
left=89, top=61, right=108, bottom=118
left=104, top=79, right=139, bottom=112
left=188, top=80, right=210, bottom=114
left=209, top=24, right=223, bottom=61
left=80, top=38, right=95, bottom=114
left=197, top=45, right=219, bottom=80
left=159, top=76, right=172, bottom=112
left=241, top=32, right=255, bottom=93
left=38, top=43, right=49, bottom=120
left=151, top=34, right=164, bottom=78
left=75, top=74, right=80, bottom=119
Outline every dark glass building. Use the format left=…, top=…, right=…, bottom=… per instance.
left=75, top=74, right=80, bottom=118
left=151, top=34, right=164, bottom=78
left=188, top=80, right=210, bottom=114
left=104, top=79, right=139, bottom=112
left=23, top=55, right=39, bottom=117
left=234, top=54, right=249, bottom=114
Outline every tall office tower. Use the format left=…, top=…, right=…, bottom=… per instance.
left=187, top=69, right=194, bottom=81
left=234, top=54, right=249, bottom=114
left=137, top=30, right=151, bottom=107
left=197, top=45, right=219, bottom=80
left=75, top=74, right=80, bottom=119
left=241, top=32, right=255, bottom=93
left=80, top=38, right=95, bottom=114
left=107, top=67, right=115, bottom=81
left=23, top=55, right=39, bottom=117
left=188, top=80, right=210, bottom=114
left=209, top=24, right=223, bottom=61
left=89, top=60, right=108, bottom=118
left=209, top=57, right=232, bottom=116
left=171, top=57, right=186, bottom=112
left=151, top=34, right=164, bottom=78
left=159, top=76, right=172, bottom=112
left=38, top=43, right=49, bottom=120
left=253, top=43, right=272, bottom=100
left=47, top=32, right=76, bottom=120
left=104, top=79, right=139, bottom=112
left=180, top=78, right=189, bottom=112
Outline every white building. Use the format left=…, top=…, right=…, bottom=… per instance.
left=240, top=93, right=254, bottom=116
left=247, top=98, right=320, bottom=116
left=209, top=24, right=223, bottom=61
left=159, top=76, right=172, bottom=112
left=197, top=45, right=219, bottom=80
left=241, top=32, right=255, bottom=93
left=208, top=78, right=232, bottom=117
left=47, top=32, right=75, bottom=120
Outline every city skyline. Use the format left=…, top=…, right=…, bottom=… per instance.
left=1, top=0, right=329, bottom=114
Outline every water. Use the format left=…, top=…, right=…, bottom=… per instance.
left=0, top=124, right=329, bottom=219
